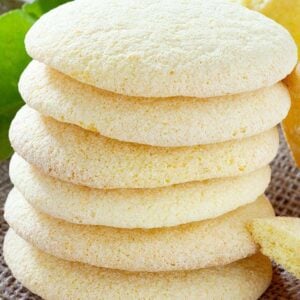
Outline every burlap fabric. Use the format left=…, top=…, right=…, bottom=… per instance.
left=0, top=130, right=299, bottom=299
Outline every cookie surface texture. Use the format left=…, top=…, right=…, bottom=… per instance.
left=25, top=0, right=297, bottom=97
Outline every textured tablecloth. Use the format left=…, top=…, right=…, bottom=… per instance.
left=0, top=131, right=299, bottom=299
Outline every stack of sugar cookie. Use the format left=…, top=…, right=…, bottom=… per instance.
left=4, top=0, right=297, bottom=299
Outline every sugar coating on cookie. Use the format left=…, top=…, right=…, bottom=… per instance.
left=10, top=154, right=271, bottom=228
left=248, top=217, right=300, bottom=279
left=25, top=0, right=297, bottom=97
left=19, top=61, right=291, bottom=147
left=4, top=230, right=272, bottom=300
left=9, top=106, right=279, bottom=189
left=5, top=190, right=275, bottom=272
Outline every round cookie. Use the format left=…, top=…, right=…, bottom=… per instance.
left=10, top=154, right=271, bottom=228
left=9, top=106, right=279, bottom=189
left=5, top=189, right=275, bottom=272
left=4, top=230, right=272, bottom=300
left=19, top=61, right=291, bottom=147
left=25, top=0, right=297, bottom=98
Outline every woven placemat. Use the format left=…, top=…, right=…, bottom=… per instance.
left=0, top=130, right=299, bottom=299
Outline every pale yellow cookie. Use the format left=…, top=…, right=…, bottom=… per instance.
left=248, top=217, right=300, bottom=279
left=19, top=61, right=291, bottom=147
left=10, top=154, right=271, bottom=228
left=25, top=0, right=297, bottom=97
left=4, top=230, right=272, bottom=300
left=9, top=106, right=279, bottom=189
left=5, top=190, right=275, bottom=272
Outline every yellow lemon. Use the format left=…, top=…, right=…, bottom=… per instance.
left=283, top=64, right=300, bottom=167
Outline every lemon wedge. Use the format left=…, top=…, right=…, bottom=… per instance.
left=283, top=64, right=300, bottom=167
